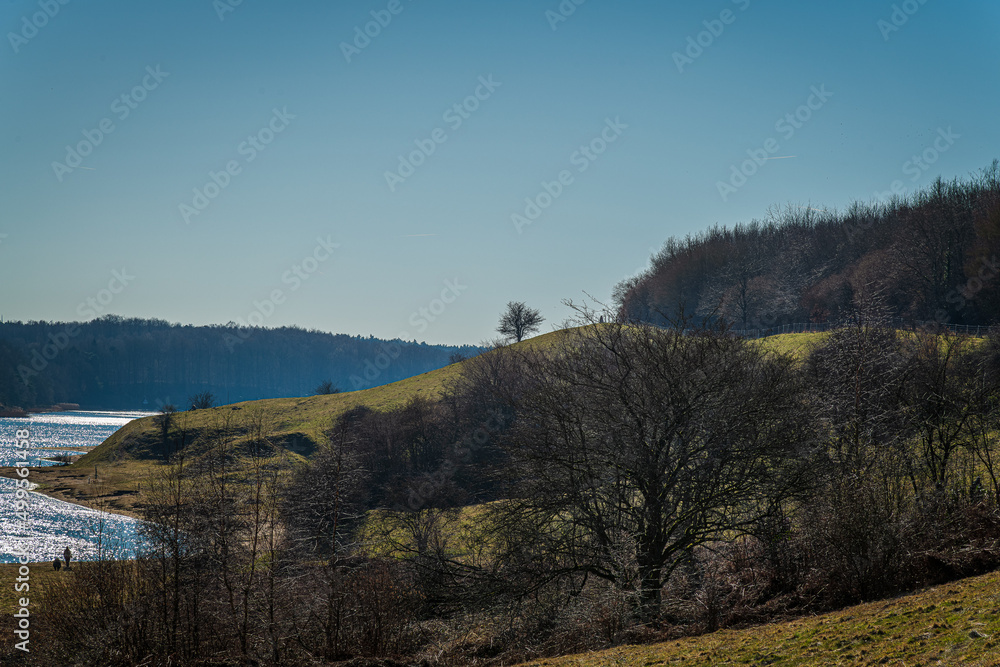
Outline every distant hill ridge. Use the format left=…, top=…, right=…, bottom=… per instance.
left=0, top=316, right=480, bottom=410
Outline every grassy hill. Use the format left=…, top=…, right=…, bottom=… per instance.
left=14, top=327, right=1000, bottom=665
left=18, top=328, right=829, bottom=516
left=520, top=569, right=1000, bottom=666
left=76, top=327, right=616, bottom=464
left=16, top=359, right=471, bottom=516
left=80, top=354, right=467, bottom=466
left=79, top=327, right=829, bottom=466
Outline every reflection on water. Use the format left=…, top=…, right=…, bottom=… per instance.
left=0, top=477, right=144, bottom=563
left=0, top=410, right=153, bottom=466
left=0, top=411, right=153, bottom=562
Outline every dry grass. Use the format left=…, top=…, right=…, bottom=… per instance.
left=0, top=562, right=73, bottom=616
left=521, top=570, right=1000, bottom=666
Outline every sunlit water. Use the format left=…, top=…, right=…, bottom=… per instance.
left=0, top=411, right=154, bottom=563
left=0, top=410, right=152, bottom=467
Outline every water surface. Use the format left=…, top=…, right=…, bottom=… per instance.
left=0, top=410, right=152, bottom=466
left=0, top=411, right=152, bottom=562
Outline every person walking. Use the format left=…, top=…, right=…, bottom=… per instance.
left=63, top=546, right=72, bottom=570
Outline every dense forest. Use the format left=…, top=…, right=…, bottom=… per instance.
left=0, top=317, right=480, bottom=410
left=615, top=161, right=1000, bottom=330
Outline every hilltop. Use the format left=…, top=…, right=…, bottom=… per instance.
left=618, top=163, right=1000, bottom=332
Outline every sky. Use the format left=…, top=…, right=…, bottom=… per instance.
left=1, top=0, right=998, bottom=346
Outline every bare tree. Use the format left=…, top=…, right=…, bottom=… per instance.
left=967, top=326, right=1000, bottom=501
left=468, top=318, right=818, bottom=621
left=315, top=380, right=340, bottom=395
left=282, top=409, right=372, bottom=659
left=156, top=403, right=177, bottom=446
left=801, top=292, right=917, bottom=598
left=905, top=331, right=991, bottom=491
left=497, top=301, right=544, bottom=342
left=188, top=391, right=216, bottom=410
left=806, top=290, right=911, bottom=478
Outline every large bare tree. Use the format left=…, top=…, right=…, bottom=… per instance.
left=468, top=319, right=818, bottom=620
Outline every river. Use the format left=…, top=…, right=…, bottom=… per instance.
left=0, top=411, right=152, bottom=563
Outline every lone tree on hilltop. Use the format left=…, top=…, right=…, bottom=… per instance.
left=497, top=301, right=544, bottom=343
left=314, top=380, right=341, bottom=395
left=188, top=391, right=216, bottom=410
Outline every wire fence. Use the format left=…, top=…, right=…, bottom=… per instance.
left=729, top=320, right=993, bottom=340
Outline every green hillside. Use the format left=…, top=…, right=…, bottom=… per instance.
left=78, top=328, right=828, bottom=468
left=76, top=365, right=458, bottom=467
left=521, top=569, right=1000, bottom=667
left=77, top=327, right=566, bottom=466
left=23, top=329, right=828, bottom=516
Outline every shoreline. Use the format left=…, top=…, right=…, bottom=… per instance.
left=1, top=409, right=158, bottom=519
left=0, top=465, right=145, bottom=520
left=0, top=402, right=83, bottom=418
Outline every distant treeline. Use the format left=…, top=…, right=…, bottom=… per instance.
left=0, top=316, right=480, bottom=410
left=616, top=161, right=1000, bottom=328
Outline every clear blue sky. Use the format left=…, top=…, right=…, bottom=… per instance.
left=2, top=0, right=997, bottom=345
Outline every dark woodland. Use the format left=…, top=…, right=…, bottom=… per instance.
left=0, top=317, right=480, bottom=411
left=616, top=162, right=1000, bottom=330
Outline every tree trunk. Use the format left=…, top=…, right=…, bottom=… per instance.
left=636, top=559, right=662, bottom=622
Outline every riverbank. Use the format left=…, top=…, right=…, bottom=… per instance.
left=0, top=460, right=158, bottom=520
left=0, top=409, right=160, bottom=518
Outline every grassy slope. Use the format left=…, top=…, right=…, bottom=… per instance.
left=17, top=367, right=468, bottom=515
left=77, top=326, right=586, bottom=468
left=78, top=361, right=466, bottom=466
left=522, top=571, right=1000, bottom=666
left=14, top=329, right=828, bottom=516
